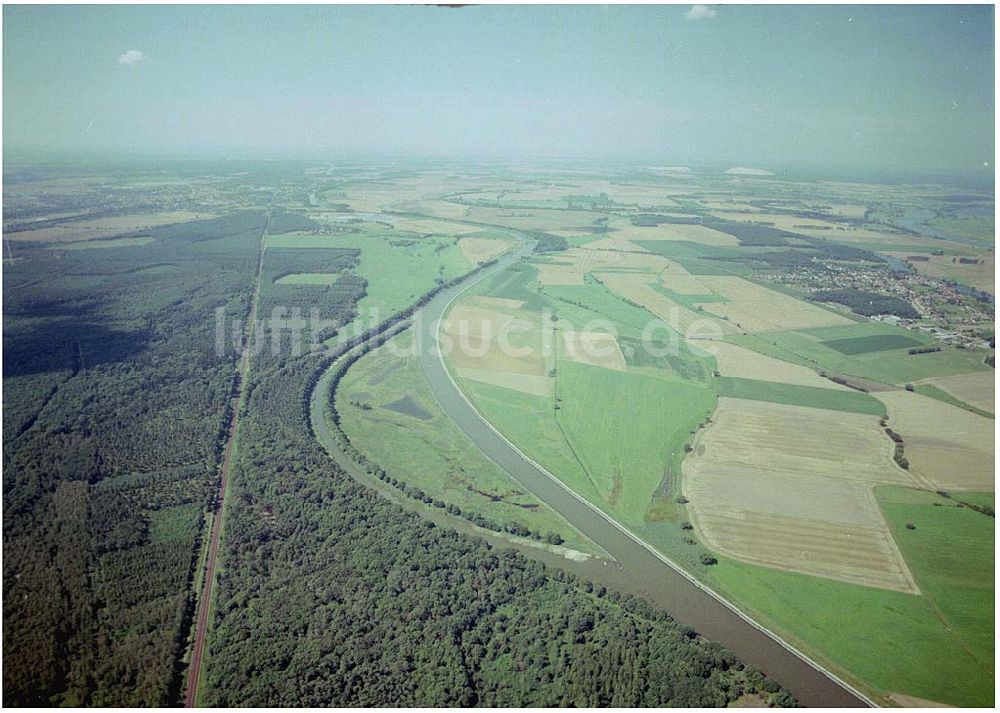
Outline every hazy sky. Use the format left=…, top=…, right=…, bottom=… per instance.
left=3, top=4, right=994, bottom=176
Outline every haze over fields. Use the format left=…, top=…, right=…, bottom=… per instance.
left=2, top=4, right=995, bottom=181
left=2, top=3, right=995, bottom=710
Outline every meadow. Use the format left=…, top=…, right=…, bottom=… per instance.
left=713, top=376, right=886, bottom=416
left=336, top=330, right=597, bottom=553
left=436, top=182, right=994, bottom=708
left=707, top=487, right=994, bottom=707
left=266, top=223, right=475, bottom=340
left=729, top=323, right=989, bottom=385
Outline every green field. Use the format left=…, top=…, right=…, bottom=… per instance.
left=556, top=360, right=715, bottom=524
left=730, top=323, right=990, bottom=385
left=274, top=272, right=342, bottom=285
left=878, top=487, right=994, bottom=670
left=454, top=260, right=716, bottom=530
left=928, top=214, right=995, bottom=244
left=913, top=383, right=995, bottom=419
left=442, top=207, right=996, bottom=707
left=267, top=224, right=472, bottom=340
left=821, top=333, right=923, bottom=355
left=461, top=378, right=598, bottom=500
left=708, top=489, right=993, bottom=707
left=337, top=330, right=598, bottom=553
left=714, top=376, right=886, bottom=415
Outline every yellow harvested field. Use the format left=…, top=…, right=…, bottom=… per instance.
left=597, top=273, right=739, bottom=337
left=921, top=370, right=994, bottom=414
left=579, top=235, right=647, bottom=252
left=611, top=251, right=673, bottom=271
left=707, top=341, right=851, bottom=390
left=697, top=200, right=760, bottom=213
left=639, top=223, right=741, bottom=247
left=595, top=216, right=725, bottom=245
left=537, top=264, right=586, bottom=285
left=692, top=507, right=917, bottom=592
left=469, top=295, right=525, bottom=310
left=456, top=367, right=553, bottom=397
left=443, top=304, right=514, bottom=339
left=445, top=300, right=548, bottom=377
left=562, top=331, right=627, bottom=372
left=447, top=335, right=546, bottom=376
left=396, top=199, right=473, bottom=220
left=692, top=398, right=909, bottom=484
left=655, top=259, right=704, bottom=293
left=393, top=218, right=477, bottom=235
left=695, top=276, right=853, bottom=332
left=7, top=211, right=215, bottom=242
left=661, top=274, right=711, bottom=294
left=463, top=206, right=604, bottom=232
left=876, top=391, right=995, bottom=491
left=684, top=398, right=919, bottom=591
left=888, top=693, right=954, bottom=708
left=887, top=252, right=995, bottom=295
left=459, top=237, right=513, bottom=264
left=534, top=246, right=661, bottom=285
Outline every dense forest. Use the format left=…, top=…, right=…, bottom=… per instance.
left=2, top=213, right=266, bottom=705
left=809, top=289, right=920, bottom=318
left=202, top=351, right=794, bottom=706
left=4, top=208, right=792, bottom=707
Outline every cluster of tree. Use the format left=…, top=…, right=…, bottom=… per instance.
left=267, top=209, right=320, bottom=234
left=3, top=212, right=267, bottom=705
left=808, top=289, right=920, bottom=319
left=252, top=247, right=367, bottom=371
left=702, top=218, right=795, bottom=246
left=824, top=374, right=869, bottom=392
left=563, top=192, right=615, bottom=211
left=908, top=346, right=942, bottom=355
left=893, top=443, right=910, bottom=470
left=200, top=347, right=794, bottom=706
left=935, top=491, right=995, bottom=518
left=4, top=208, right=795, bottom=707
left=529, top=231, right=570, bottom=253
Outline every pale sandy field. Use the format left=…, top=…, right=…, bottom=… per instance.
left=598, top=216, right=739, bottom=246
left=684, top=398, right=919, bottom=591
left=876, top=391, right=995, bottom=490
left=444, top=300, right=551, bottom=391
left=695, top=276, right=853, bottom=332
left=459, top=237, right=513, bottom=265
left=392, top=218, right=478, bottom=236
left=886, top=251, right=995, bottom=294
left=561, top=331, right=627, bottom=372
left=596, top=273, right=740, bottom=337
left=707, top=340, right=851, bottom=390
left=920, top=370, right=995, bottom=413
